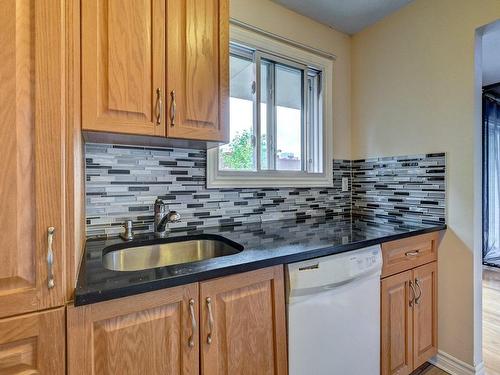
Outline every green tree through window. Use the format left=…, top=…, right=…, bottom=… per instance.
left=221, top=129, right=254, bottom=170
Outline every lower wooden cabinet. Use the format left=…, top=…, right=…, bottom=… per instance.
left=381, top=270, right=414, bottom=375
left=67, top=265, right=287, bottom=375
left=0, top=307, right=65, bottom=374
left=67, top=283, right=199, bottom=375
left=381, top=261, right=438, bottom=375
left=412, top=262, right=438, bottom=368
left=200, top=266, right=288, bottom=375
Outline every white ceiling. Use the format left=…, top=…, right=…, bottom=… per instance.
left=272, top=0, right=414, bottom=35
left=482, top=27, right=500, bottom=87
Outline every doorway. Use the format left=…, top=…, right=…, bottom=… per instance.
left=483, top=83, right=500, bottom=268
left=480, top=20, right=500, bottom=375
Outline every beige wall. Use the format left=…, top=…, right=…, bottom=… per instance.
left=230, top=0, right=352, bottom=160
left=352, top=0, right=500, bottom=366
left=231, top=0, right=500, bottom=366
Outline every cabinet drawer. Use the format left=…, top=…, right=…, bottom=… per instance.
left=381, top=232, right=439, bottom=278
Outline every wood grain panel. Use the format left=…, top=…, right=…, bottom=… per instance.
left=0, top=0, right=36, bottom=296
left=382, top=233, right=438, bottom=278
left=93, top=305, right=181, bottom=374
left=0, top=307, right=65, bottom=374
left=381, top=270, right=413, bottom=375
left=65, top=0, right=85, bottom=301
left=200, top=266, right=287, bottom=375
left=82, top=0, right=165, bottom=136
left=0, top=0, right=65, bottom=318
left=107, top=0, right=151, bottom=115
left=67, top=284, right=199, bottom=375
left=166, top=0, right=229, bottom=142
left=412, top=262, right=438, bottom=369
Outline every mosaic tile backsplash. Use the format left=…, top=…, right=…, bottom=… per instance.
left=85, top=143, right=351, bottom=238
left=85, top=143, right=446, bottom=238
left=352, top=153, right=446, bottom=226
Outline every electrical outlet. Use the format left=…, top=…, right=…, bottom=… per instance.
left=342, top=177, right=349, bottom=192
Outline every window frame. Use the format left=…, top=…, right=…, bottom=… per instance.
left=207, top=25, right=334, bottom=188
left=256, top=50, right=308, bottom=172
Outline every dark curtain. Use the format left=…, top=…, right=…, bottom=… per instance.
left=483, top=94, right=500, bottom=265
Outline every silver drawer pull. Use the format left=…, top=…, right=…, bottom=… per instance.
left=47, top=227, right=55, bottom=289
left=155, top=88, right=162, bottom=125
left=206, top=297, right=214, bottom=344
left=188, top=299, right=196, bottom=348
left=405, top=250, right=420, bottom=257
left=414, top=278, right=422, bottom=305
left=170, top=90, right=176, bottom=126
left=409, top=280, right=416, bottom=307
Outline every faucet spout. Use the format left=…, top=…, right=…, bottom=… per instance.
left=156, top=215, right=170, bottom=232
left=154, top=197, right=181, bottom=235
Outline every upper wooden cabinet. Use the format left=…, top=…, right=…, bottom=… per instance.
left=67, top=284, right=199, bottom=375
left=81, top=0, right=166, bottom=136
left=0, top=307, right=65, bottom=374
left=0, top=0, right=65, bottom=319
left=166, top=0, right=229, bottom=141
left=200, top=266, right=288, bottom=375
left=81, top=0, right=229, bottom=142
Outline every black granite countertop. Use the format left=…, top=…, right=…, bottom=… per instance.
left=74, top=217, right=446, bottom=306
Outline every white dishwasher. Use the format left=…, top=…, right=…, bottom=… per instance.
left=286, top=245, right=382, bottom=375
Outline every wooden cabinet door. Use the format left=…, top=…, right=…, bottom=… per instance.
left=82, top=0, right=166, bottom=136
left=0, top=0, right=65, bottom=318
left=0, top=307, right=65, bottom=374
left=381, top=270, right=413, bottom=375
left=166, top=0, right=229, bottom=142
left=412, top=262, right=438, bottom=368
left=200, top=266, right=287, bottom=375
left=67, top=284, right=199, bottom=375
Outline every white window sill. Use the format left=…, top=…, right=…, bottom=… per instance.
left=206, top=149, right=333, bottom=188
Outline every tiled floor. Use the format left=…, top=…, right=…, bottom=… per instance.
left=411, top=363, right=449, bottom=375
left=420, top=366, right=449, bottom=374
left=484, top=266, right=500, bottom=375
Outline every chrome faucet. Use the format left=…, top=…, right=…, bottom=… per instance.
left=154, top=199, right=181, bottom=236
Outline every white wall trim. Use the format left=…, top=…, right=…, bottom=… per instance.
left=429, top=351, right=485, bottom=375
left=472, top=26, right=485, bottom=371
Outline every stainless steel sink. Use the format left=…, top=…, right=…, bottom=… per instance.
left=102, top=237, right=243, bottom=271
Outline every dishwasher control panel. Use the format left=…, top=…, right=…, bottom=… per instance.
left=286, top=245, right=382, bottom=296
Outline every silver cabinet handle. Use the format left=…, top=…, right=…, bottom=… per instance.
left=47, top=227, right=55, bottom=289
left=409, top=280, right=416, bottom=307
left=414, top=278, right=422, bottom=305
left=206, top=297, right=214, bottom=344
left=405, top=250, right=420, bottom=257
left=188, top=299, right=196, bottom=348
left=155, top=88, right=162, bottom=125
left=170, top=90, right=176, bottom=126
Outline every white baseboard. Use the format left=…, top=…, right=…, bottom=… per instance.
left=429, top=351, right=485, bottom=375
